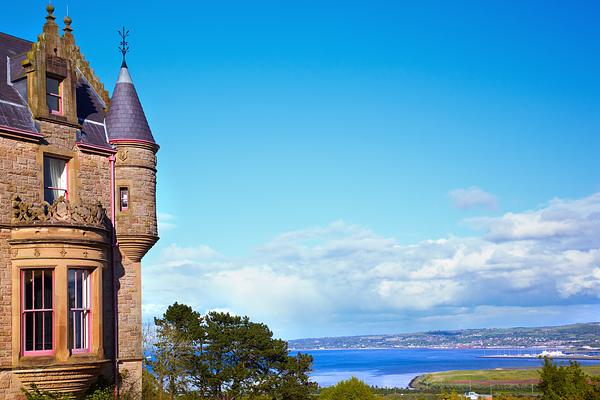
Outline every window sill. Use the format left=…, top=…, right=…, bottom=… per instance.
left=18, top=354, right=56, bottom=367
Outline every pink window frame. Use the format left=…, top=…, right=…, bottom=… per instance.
left=119, top=187, right=129, bottom=211
left=69, top=269, right=92, bottom=354
left=43, top=155, right=69, bottom=201
left=46, top=76, right=63, bottom=116
left=21, top=269, right=55, bottom=357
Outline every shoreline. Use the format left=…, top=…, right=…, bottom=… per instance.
left=290, top=345, right=597, bottom=352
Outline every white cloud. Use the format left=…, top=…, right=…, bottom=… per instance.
left=449, top=186, right=498, bottom=210
left=143, top=192, right=600, bottom=338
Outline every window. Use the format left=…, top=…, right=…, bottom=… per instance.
left=46, top=76, right=62, bottom=114
left=43, top=156, right=68, bottom=203
left=22, top=269, right=54, bottom=355
left=68, top=269, right=91, bottom=352
left=119, top=187, right=129, bottom=211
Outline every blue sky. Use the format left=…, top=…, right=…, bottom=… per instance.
left=4, top=1, right=600, bottom=339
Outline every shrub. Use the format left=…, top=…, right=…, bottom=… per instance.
left=319, top=377, right=377, bottom=400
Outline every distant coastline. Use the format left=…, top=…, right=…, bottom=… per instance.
left=288, top=322, right=600, bottom=351
left=296, top=347, right=600, bottom=388
left=291, top=345, right=600, bottom=352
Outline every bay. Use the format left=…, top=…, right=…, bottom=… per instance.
left=290, top=348, right=600, bottom=388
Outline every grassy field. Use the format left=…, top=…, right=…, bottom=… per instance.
left=412, top=364, right=600, bottom=393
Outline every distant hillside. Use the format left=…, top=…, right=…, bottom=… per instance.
left=288, top=322, right=600, bottom=350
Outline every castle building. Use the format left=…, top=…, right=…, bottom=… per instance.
left=0, top=6, right=158, bottom=397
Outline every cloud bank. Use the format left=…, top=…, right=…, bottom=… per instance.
left=143, top=193, right=600, bottom=339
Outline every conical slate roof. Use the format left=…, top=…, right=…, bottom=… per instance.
left=106, top=63, right=155, bottom=143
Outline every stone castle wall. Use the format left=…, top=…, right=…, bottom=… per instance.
left=115, top=145, right=158, bottom=238
left=113, top=143, right=158, bottom=385
left=0, top=122, right=118, bottom=397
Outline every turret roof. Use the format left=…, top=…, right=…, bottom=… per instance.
left=105, top=64, right=155, bottom=143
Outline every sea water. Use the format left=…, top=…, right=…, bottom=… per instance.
left=290, top=348, right=600, bottom=388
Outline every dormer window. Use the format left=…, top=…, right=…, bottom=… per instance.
left=44, top=156, right=68, bottom=203
left=46, top=76, right=62, bottom=115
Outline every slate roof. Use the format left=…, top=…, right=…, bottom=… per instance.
left=105, top=65, right=155, bottom=143
left=0, top=32, right=113, bottom=150
left=0, top=33, right=37, bottom=132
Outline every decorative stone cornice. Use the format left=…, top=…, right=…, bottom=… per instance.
left=11, top=195, right=109, bottom=230
left=117, top=234, right=159, bottom=262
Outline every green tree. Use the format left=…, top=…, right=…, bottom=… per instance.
left=538, top=357, right=594, bottom=400
left=319, top=377, right=376, bottom=400
left=151, top=302, right=202, bottom=399
left=193, top=311, right=315, bottom=399
left=148, top=304, right=315, bottom=400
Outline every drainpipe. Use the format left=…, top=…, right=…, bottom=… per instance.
left=109, top=154, right=120, bottom=399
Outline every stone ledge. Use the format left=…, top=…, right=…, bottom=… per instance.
left=13, top=360, right=110, bottom=396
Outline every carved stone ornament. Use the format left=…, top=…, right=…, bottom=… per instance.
left=11, top=249, right=18, bottom=258
left=11, top=195, right=109, bottom=229
left=34, top=248, right=40, bottom=257
left=118, top=150, right=129, bottom=161
left=60, top=248, right=67, bottom=257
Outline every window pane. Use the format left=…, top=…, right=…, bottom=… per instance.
left=33, top=271, right=43, bottom=309
left=120, top=188, right=129, bottom=210
left=83, top=312, right=88, bottom=348
left=47, top=95, right=60, bottom=112
left=75, top=310, right=82, bottom=349
left=46, top=78, right=60, bottom=94
left=24, top=313, right=33, bottom=351
left=68, top=311, right=73, bottom=349
left=44, top=157, right=67, bottom=203
left=44, top=311, right=52, bottom=350
left=34, top=312, right=43, bottom=350
left=68, top=269, right=75, bottom=309
left=24, top=271, right=33, bottom=310
left=82, top=271, right=89, bottom=308
left=43, top=271, right=52, bottom=309
left=76, top=271, right=83, bottom=309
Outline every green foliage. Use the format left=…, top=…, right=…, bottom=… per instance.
left=148, top=303, right=316, bottom=399
left=85, top=386, right=114, bottom=400
left=319, top=376, right=377, bottom=400
left=538, top=357, right=599, bottom=400
left=142, top=367, right=161, bottom=399
left=437, top=389, right=462, bottom=400
left=22, top=384, right=68, bottom=400
left=152, top=302, right=203, bottom=397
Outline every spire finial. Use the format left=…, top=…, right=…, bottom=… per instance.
left=63, top=15, right=73, bottom=34
left=118, top=26, right=130, bottom=67
left=46, top=3, right=56, bottom=22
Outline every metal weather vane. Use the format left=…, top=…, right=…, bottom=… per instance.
left=118, top=26, right=130, bottom=66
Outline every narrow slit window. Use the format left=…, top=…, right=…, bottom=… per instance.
left=22, top=269, right=54, bottom=356
left=46, top=77, right=62, bottom=114
left=43, top=156, right=68, bottom=203
left=119, top=187, right=129, bottom=211
left=68, top=269, right=91, bottom=353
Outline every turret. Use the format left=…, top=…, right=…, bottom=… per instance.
left=105, top=42, right=158, bottom=385
left=105, top=58, right=159, bottom=261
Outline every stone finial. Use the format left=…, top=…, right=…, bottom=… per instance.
left=64, top=15, right=73, bottom=34
left=43, top=3, right=59, bottom=36
left=46, top=4, right=56, bottom=21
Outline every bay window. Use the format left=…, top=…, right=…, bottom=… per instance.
left=22, top=269, right=54, bottom=355
left=43, top=155, right=68, bottom=203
